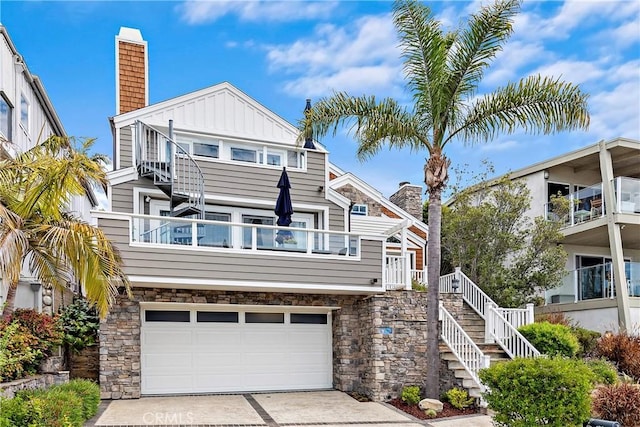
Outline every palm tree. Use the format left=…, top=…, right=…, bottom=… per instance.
left=306, top=0, right=589, bottom=398
left=0, top=136, right=130, bottom=318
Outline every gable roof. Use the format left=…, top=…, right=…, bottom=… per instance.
left=111, top=82, right=325, bottom=151
left=328, top=166, right=428, bottom=240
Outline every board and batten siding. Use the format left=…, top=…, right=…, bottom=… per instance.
left=98, top=217, right=382, bottom=288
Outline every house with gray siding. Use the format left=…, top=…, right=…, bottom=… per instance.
left=0, top=25, right=97, bottom=314
left=97, top=27, right=432, bottom=400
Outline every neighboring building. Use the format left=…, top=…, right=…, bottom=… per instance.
left=497, top=138, right=639, bottom=333
left=0, top=25, right=97, bottom=314
left=96, top=28, right=431, bottom=400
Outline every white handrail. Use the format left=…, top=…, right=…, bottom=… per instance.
left=487, top=304, right=540, bottom=359
left=440, top=269, right=492, bottom=320
left=439, top=303, right=490, bottom=390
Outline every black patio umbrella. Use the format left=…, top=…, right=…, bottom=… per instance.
left=275, top=167, right=293, bottom=227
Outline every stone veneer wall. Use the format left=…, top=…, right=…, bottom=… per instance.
left=100, top=288, right=450, bottom=401
left=389, top=184, right=423, bottom=220
left=334, top=184, right=383, bottom=217
left=1, top=372, right=69, bottom=399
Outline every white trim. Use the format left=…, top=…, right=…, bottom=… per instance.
left=128, top=275, right=385, bottom=294
left=106, top=185, right=113, bottom=211
left=326, top=188, right=351, bottom=209
left=107, top=166, right=138, bottom=186
left=139, top=302, right=339, bottom=313
left=115, top=125, right=121, bottom=169
left=91, top=210, right=133, bottom=221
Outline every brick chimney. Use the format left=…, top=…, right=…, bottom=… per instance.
left=115, top=27, right=148, bottom=115
left=389, top=181, right=423, bottom=220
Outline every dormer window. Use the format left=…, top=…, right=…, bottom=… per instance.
left=351, top=204, right=368, bottom=216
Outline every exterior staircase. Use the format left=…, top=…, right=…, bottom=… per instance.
left=440, top=297, right=509, bottom=398
left=437, top=268, right=540, bottom=400
left=135, top=120, right=205, bottom=219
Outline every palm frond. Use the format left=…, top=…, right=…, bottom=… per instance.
left=393, top=0, right=448, bottom=122
left=446, top=0, right=521, bottom=101
left=310, top=93, right=426, bottom=159
left=448, top=75, right=590, bottom=145
left=34, top=218, right=130, bottom=317
left=0, top=203, right=29, bottom=285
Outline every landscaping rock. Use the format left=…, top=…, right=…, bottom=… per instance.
left=419, top=398, right=444, bottom=412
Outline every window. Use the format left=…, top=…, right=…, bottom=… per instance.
left=193, top=142, right=219, bottom=158
left=287, top=151, right=299, bottom=168
left=200, top=212, right=231, bottom=248
left=20, top=94, right=29, bottom=131
left=245, top=312, right=284, bottom=323
left=145, top=310, right=190, bottom=322
left=243, top=215, right=275, bottom=249
left=351, top=204, right=368, bottom=216
left=231, top=147, right=257, bottom=163
left=266, top=151, right=281, bottom=166
left=0, top=95, right=11, bottom=140
left=291, top=313, right=327, bottom=324
left=197, top=311, right=238, bottom=323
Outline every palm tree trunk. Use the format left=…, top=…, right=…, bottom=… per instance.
left=2, top=281, right=18, bottom=318
left=424, top=152, right=449, bottom=398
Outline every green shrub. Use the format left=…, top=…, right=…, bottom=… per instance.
left=595, top=331, right=640, bottom=381
left=1, top=381, right=97, bottom=427
left=592, top=382, right=640, bottom=426
left=479, top=357, right=593, bottom=427
left=444, top=387, right=473, bottom=409
left=7, top=309, right=63, bottom=354
left=56, top=379, right=100, bottom=419
left=401, top=385, right=421, bottom=405
left=0, top=322, right=40, bottom=381
left=572, top=327, right=601, bottom=357
left=58, top=298, right=100, bottom=352
left=585, top=358, right=618, bottom=385
left=518, top=321, right=580, bottom=357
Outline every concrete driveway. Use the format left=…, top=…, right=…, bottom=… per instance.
left=87, top=391, right=493, bottom=427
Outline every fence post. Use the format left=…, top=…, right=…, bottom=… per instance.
left=405, top=256, right=412, bottom=290
left=525, top=303, right=535, bottom=325
left=485, top=303, right=496, bottom=344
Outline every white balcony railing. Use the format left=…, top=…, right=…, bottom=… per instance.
left=385, top=256, right=411, bottom=290
left=411, top=269, right=426, bottom=285
left=131, top=213, right=361, bottom=257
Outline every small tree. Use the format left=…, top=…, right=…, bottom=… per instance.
left=442, top=173, right=567, bottom=307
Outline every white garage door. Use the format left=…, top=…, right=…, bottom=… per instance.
left=140, top=306, right=333, bottom=395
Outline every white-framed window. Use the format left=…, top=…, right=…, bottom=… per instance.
left=351, top=204, right=368, bottom=216
left=19, top=94, right=29, bottom=132
left=0, top=94, right=11, bottom=140
left=231, top=147, right=257, bottom=163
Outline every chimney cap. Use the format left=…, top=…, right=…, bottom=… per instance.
left=399, top=181, right=410, bottom=187
left=117, top=27, right=144, bottom=42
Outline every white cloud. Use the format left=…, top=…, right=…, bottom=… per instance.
left=588, top=79, right=640, bottom=139
left=479, top=139, right=519, bottom=152
left=179, top=0, right=339, bottom=24
left=265, top=14, right=403, bottom=97
left=531, top=60, right=606, bottom=85
left=483, top=41, right=548, bottom=87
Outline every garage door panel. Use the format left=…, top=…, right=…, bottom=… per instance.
left=143, top=329, right=193, bottom=346
left=141, top=307, right=332, bottom=395
left=143, top=353, right=194, bottom=371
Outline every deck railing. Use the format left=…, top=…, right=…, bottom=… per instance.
left=385, top=256, right=411, bottom=290
left=486, top=303, right=540, bottom=359
left=131, top=213, right=361, bottom=257
left=439, top=302, right=489, bottom=391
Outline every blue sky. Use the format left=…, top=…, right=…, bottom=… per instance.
left=2, top=0, right=639, bottom=200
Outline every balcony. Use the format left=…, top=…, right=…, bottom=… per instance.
left=545, top=261, right=640, bottom=304
left=544, top=176, right=640, bottom=228
left=132, top=214, right=360, bottom=257
left=95, top=212, right=386, bottom=292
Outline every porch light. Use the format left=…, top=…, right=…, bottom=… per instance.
left=451, top=277, right=460, bottom=293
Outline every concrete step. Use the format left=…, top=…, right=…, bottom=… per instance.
left=454, top=370, right=473, bottom=380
